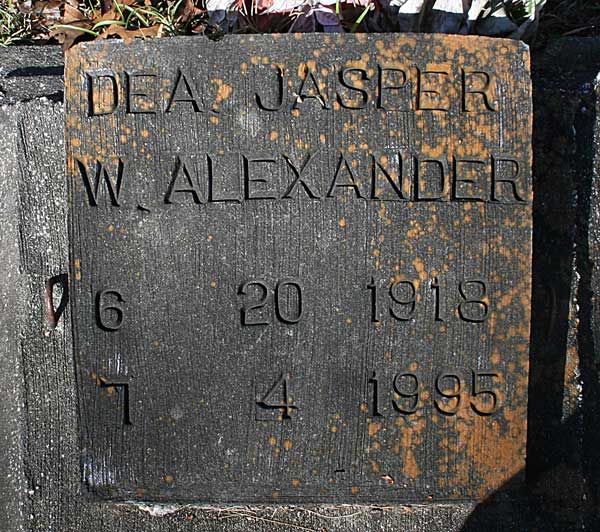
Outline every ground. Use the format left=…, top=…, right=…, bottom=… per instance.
left=1, top=0, right=599, bottom=48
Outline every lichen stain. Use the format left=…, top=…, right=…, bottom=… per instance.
left=214, top=80, right=233, bottom=104
left=368, top=421, right=382, bottom=437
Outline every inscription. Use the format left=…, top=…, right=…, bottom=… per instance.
left=75, top=153, right=528, bottom=207
left=77, top=159, right=124, bottom=207
left=89, top=275, right=487, bottom=330
left=368, top=277, right=490, bottom=323
left=91, top=362, right=499, bottom=422
left=98, top=377, right=132, bottom=425
left=239, top=278, right=303, bottom=326
left=369, top=370, right=501, bottom=417
left=95, top=289, right=125, bottom=331
left=256, top=373, right=296, bottom=420
left=85, top=63, right=498, bottom=115
left=67, top=35, right=531, bottom=503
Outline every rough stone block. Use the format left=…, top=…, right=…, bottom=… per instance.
left=65, top=34, right=532, bottom=504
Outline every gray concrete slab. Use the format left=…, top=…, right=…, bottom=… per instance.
left=0, top=46, right=63, bottom=104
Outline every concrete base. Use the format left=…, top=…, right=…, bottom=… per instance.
left=1, top=40, right=599, bottom=530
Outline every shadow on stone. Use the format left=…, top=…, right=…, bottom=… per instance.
left=461, top=38, right=600, bottom=531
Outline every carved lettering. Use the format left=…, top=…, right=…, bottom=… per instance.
left=164, top=156, right=205, bottom=204
left=452, top=157, right=488, bottom=201
left=255, top=65, right=287, bottom=111
left=430, top=276, right=444, bottom=321
left=166, top=68, right=204, bottom=113
left=370, top=274, right=492, bottom=323
left=416, top=66, right=451, bottom=111
left=392, top=373, right=419, bottom=414
left=366, top=369, right=503, bottom=417
left=458, top=280, right=489, bottom=323
left=87, top=70, right=119, bottom=116
left=243, top=156, right=279, bottom=200
left=99, top=377, right=132, bottom=425
left=256, top=373, right=296, bottom=420
left=471, top=371, right=500, bottom=415
left=491, top=155, right=528, bottom=203
left=126, top=71, right=157, bottom=114
left=377, top=66, right=409, bottom=110
left=462, top=69, right=496, bottom=112
left=84, top=62, right=503, bottom=116
left=295, top=65, right=329, bottom=109
left=275, top=279, right=303, bottom=324
left=96, top=289, right=124, bottom=331
left=337, top=68, right=369, bottom=110
left=282, top=153, right=320, bottom=199
left=327, top=154, right=364, bottom=198
left=208, top=154, right=241, bottom=203
left=239, top=279, right=303, bottom=325
left=146, top=152, right=531, bottom=204
left=434, top=373, right=462, bottom=415
left=367, top=277, right=380, bottom=323
left=370, top=153, right=409, bottom=200
left=239, top=280, right=270, bottom=326
left=414, top=157, right=448, bottom=201
left=368, top=371, right=383, bottom=417
left=389, top=281, right=417, bottom=321
left=77, top=158, right=124, bottom=207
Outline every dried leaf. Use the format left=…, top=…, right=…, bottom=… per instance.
left=63, top=4, right=88, bottom=24
left=50, top=23, right=92, bottom=50
left=97, top=23, right=162, bottom=43
left=191, top=21, right=207, bottom=33
left=179, top=0, right=205, bottom=23
left=97, top=8, right=120, bottom=22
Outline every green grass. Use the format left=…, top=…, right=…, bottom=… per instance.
left=51, top=0, right=201, bottom=40
left=0, top=0, right=34, bottom=46
left=2, top=0, right=600, bottom=47
left=98, top=0, right=191, bottom=36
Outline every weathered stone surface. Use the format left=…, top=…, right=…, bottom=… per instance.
left=0, top=103, right=27, bottom=532
left=0, top=45, right=63, bottom=104
left=3, top=36, right=600, bottom=532
left=0, top=96, right=72, bottom=532
left=65, top=34, right=531, bottom=503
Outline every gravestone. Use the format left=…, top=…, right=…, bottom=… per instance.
left=65, top=33, right=532, bottom=504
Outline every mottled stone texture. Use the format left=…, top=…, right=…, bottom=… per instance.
left=0, top=37, right=599, bottom=531
left=0, top=99, right=28, bottom=532
left=65, top=34, right=531, bottom=504
left=0, top=46, right=63, bottom=104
